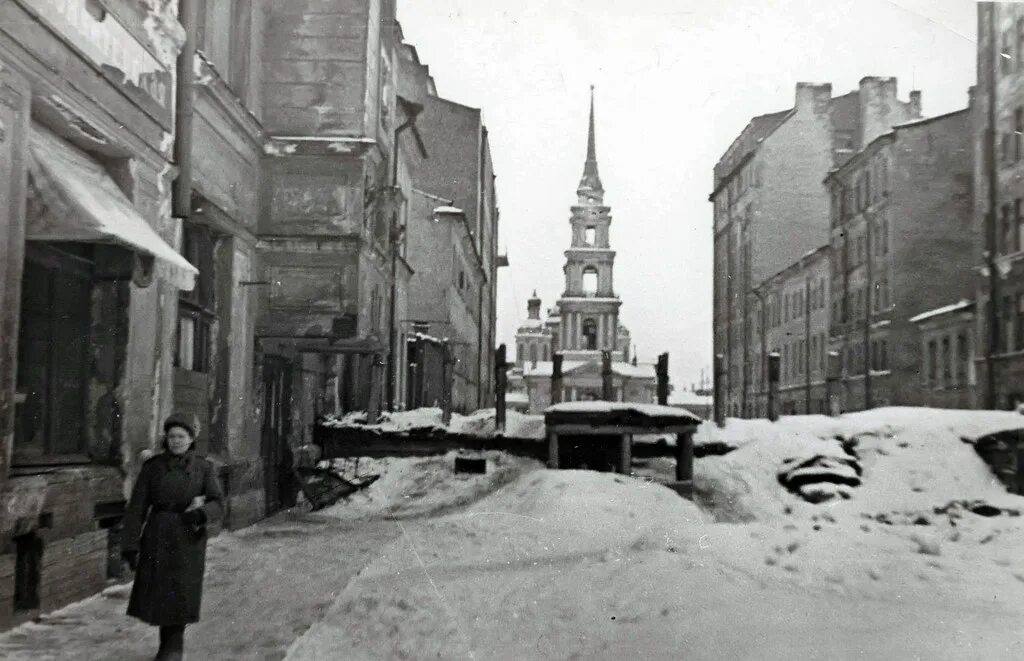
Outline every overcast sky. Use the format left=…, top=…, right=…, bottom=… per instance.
left=398, top=0, right=977, bottom=399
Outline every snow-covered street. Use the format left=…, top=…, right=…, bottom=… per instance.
left=1, top=409, right=1023, bottom=660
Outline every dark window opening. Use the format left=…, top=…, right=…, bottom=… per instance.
left=176, top=224, right=216, bottom=373
left=15, top=243, right=94, bottom=461
left=582, top=318, right=598, bottom=350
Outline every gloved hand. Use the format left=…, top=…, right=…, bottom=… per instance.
left=122, top=550, right=138, bottom=572
left=181, top=507, right=206, bottom=527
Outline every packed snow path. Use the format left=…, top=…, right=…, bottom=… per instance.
left=0, top=513, right=407, bottom=660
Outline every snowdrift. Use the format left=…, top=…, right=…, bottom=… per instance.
left=320, top=407, right=546, bottom=439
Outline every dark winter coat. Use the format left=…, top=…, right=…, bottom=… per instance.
left=121, top=450, right=224, bottom=626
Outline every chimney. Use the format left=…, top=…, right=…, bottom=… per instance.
left=909, top=90, right=922, bottom=119
left=859, top=76, right=902, bottom=146
left=794, top=82, right=832, bottom=114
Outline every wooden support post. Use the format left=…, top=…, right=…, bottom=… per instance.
left=367, top=352, right=382, bottom=423
left=826, top=350, right=841, bottom=417
left=547, top=432, right=559, bottom=469
left=620, top=433, right=632, bottom=475
left=441, top=340, right=453, bottom=426
left=495, top=344, right=507, bottom=433
left=675, top=428, right=695, bottom=482
left=713, top=353, right=725, bottom=427
left=551, top=353, right=564, bottom=405
left=767, top=351, right=780, bottom=423
left=601, top=350, right=613, bottom=400
left=656, top=352, right=669, bottom=405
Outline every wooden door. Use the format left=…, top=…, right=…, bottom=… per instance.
left=261, top=355, right=292, bottom=516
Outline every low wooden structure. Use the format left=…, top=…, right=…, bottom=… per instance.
left=544, top=402, right=701, bottom=495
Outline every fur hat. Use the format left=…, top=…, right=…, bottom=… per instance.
left=163, top=412, right=197, bottom=438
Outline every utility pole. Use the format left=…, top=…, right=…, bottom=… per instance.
left=767, top=351, right=780, bottom=422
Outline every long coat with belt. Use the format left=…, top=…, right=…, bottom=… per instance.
left=121, top=450, right=224, bottom=626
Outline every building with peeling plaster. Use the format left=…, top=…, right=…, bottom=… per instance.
left=0, top=0, right=500, bottom=630
left=0, top=0, right=189, bottom=629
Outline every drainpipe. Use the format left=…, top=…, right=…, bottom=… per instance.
left=805, top=271, right=813, bottom=413
left=172, top=0, right=197, bottom=220
left=387, top=103, right=426, bottom=411
left=985, top=3, right=1001, bottom=410
left=864, top=211, right=873, bottom=409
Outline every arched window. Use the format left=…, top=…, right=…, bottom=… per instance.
left=582, top=318, right=598, bottom=350
left=582, top=266, right=598, bottom=296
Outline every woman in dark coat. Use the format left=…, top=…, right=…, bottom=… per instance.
left=121, top=413, right=224, bottom=660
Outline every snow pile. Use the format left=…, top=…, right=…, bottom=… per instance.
left=695, top=407, right=1024, bottom=523
left=448, top=408, right=546, bottom=439
left=320, top=407, right=546, bottom=439
left=694, top=414, right=842, bottom=454
left=286, top=464, right=1024, bottom=661
left=321, top=451, right=542, bottom=519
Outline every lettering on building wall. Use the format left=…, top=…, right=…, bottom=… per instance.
left=30, top=0, right=172, bottom=120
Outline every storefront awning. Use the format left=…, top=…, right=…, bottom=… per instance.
left=26, top=127, right=197, bottom=290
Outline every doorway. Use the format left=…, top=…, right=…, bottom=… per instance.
left=261, top=355, right=293, bottom=516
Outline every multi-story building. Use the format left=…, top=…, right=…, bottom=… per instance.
left=0, top=0, right=497, bottom=629
left=0, top=0, right=188, bottom=627
left=711, top=77, right=922, bottom=418
left=974, top=3, right=1024, bottom=411
left=405, top=77, right=503, bottom=412
left=825, top=108, right=973, bottom=411
left=755, top=246, right=832, bottom=415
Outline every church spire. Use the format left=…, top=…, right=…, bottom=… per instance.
left=578, top=85, right=603, bottom=195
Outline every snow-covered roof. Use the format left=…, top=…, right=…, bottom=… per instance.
left=909, top=299, right=974, bottom=324
left=612, top=363, right=656, bottom=379
left=522, top=360, right=586, bottom=377
left=517, top=318, right=545, bottom=332
left=433, top=205, right=464, bottom=215
left=544, top=401, right=702, bottom=426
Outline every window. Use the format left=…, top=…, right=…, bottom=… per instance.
left=925, top=339, right=936, bottom=387
left=584, top=226, right=596, bottom=246
left=941, top=336, right=952, bottom=387
left=1016, top=108, right=1023, bottom=162
left=1017, top=199, right=1024, bottom=253
left=864, top=171, right=872, bottom=205
left=15, top=244, right=94, bottom=459
left=784, top=294, right=790, bottom=323
left=1017, top=294, right=1024, bottom=351
left=1004, top=295, right=1014, bottom=353
left=518, top=343, right=525, bottom=361
left=194, top=0, right=252, bottom=98
left=582, top=318, right=598, bottom=350
left=582, top=267, right=598, bottom=296
left=529, top=344, right=538, bottom=363
left=176, top=224, right=215, bottom=373
left=957, top=333, right=969, bottom=385
left=879, top=159, right=888, bottom=196
left=880, top=339, right=888, bottom=371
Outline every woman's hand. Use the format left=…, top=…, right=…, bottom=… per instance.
left=181, top=508, right=207, bottom=527
left=122, top=550, right=138, bottom=572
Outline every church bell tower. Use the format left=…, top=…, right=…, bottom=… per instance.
left=557, top=87, right=623, bottom=362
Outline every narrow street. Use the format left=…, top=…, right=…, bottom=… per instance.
left=0, top=511, right=407, bottom=661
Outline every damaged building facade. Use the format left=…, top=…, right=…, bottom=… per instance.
left=0, top=0, right=503, bottom=630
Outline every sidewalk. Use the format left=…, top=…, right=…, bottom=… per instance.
left=0, top=511, right=405, bottom=661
